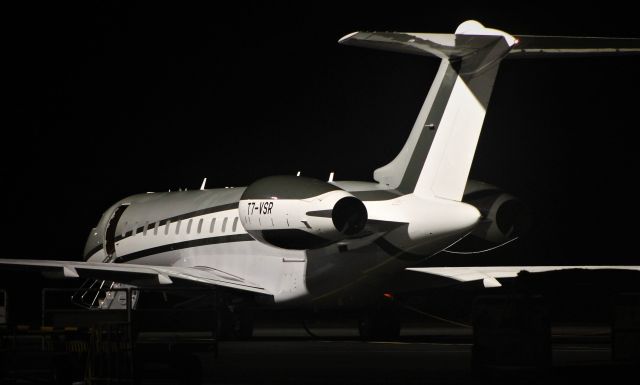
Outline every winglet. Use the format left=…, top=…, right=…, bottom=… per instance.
left=338, top=31, right=359, bottom=44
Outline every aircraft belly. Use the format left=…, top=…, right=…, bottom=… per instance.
left=304, top=242, right=423, bottom=308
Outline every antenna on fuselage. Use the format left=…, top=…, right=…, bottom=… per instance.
left=200, top=178, right=207, bottom=190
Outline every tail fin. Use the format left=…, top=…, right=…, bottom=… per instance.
left=340, top=20, right=516, bottom=200
left=339, top=20, right=639, bottom=201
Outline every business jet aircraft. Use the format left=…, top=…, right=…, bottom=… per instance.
left=2, top=21, right=639, bottom=338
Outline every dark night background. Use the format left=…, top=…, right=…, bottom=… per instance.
left=3, top=0, right=639, bottom=294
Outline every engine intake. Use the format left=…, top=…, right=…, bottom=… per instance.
left=331, top=196, right=367, bottom=236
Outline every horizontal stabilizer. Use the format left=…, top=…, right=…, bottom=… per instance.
left=339, top=20, right=517, bottom=61
left=510, top=35, right=640, bottom=57
left=339, top=29, right=639, bottom=59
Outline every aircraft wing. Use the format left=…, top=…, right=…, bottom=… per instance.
left=407, top=266, right=640, bottom=288
left=0, top=259, right=271, bottom=295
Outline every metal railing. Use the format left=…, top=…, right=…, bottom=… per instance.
left=41, top=286, right=219, bottom=331
left=0, top=289, right=7, bottom=325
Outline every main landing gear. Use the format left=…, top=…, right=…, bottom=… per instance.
left=358, top=302, right=401, bottom=340
left=217, top=305, right=254, bottom=340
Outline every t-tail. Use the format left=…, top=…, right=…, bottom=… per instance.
left=339, top=20, right=640, bottom=201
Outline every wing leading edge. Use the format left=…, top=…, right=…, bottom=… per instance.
left=0, top=259, right=271, bottom=296
left=408, top=266, right=640, bottom=288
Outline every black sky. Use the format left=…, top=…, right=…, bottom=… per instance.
left=4, top=1, right=640, bottom=271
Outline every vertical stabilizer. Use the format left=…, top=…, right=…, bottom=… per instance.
left=340, top=20, right=516, bottom=200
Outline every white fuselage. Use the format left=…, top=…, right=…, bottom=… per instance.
left=86, top=182, right=480, bottom=307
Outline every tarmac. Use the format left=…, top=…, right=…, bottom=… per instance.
left=186, top=324, right=634, bottom=385
left=1, top=323, right=636, bottom=384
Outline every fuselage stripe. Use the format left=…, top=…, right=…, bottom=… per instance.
left=86, top=202, right=240, bottom=259
left=114, top=233, right=255, bottom=263
left=118, top=202, right=240, bottom=243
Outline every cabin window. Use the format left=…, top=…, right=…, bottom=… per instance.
left=209, top=218, right=216, bottom=233
left=175, top=220, right=182, bottom=234
left=222, top=217, right=228, bottom=233
left=197, top=218, right=203, bottom=233
left=232, top=217, right=238, bottom=232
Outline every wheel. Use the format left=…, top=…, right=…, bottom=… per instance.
left=51, top=354, right=72, bottom=385
left=234, top=307, right=254, bottom=340
left=216, top=307, right=235, bottom=340
left=358, top=308, right=401, bottom=340
left=173, top=353, right=202, bottom=385
left=216, top=306, right=254, bottom=340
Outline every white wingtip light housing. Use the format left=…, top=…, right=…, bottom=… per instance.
left=338, top=31, right=359, bottom=44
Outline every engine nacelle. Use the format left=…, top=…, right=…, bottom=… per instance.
left=239, top=176, right=368, bottom=250
left=463, top=181, right=530, bottom=243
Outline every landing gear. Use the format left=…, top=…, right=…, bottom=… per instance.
left=216, top=305, right=254, bottom=340
left=358, top=306, right=401, bottom=340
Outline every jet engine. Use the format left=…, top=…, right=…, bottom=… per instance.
left=239, top=176, right=368, bottom=250
left=462, top=181, right=530, bottom=244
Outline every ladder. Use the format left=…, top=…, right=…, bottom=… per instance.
left=72, top=254, right=139, bottom=310
left=72, top=280, right=139, bottom=310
